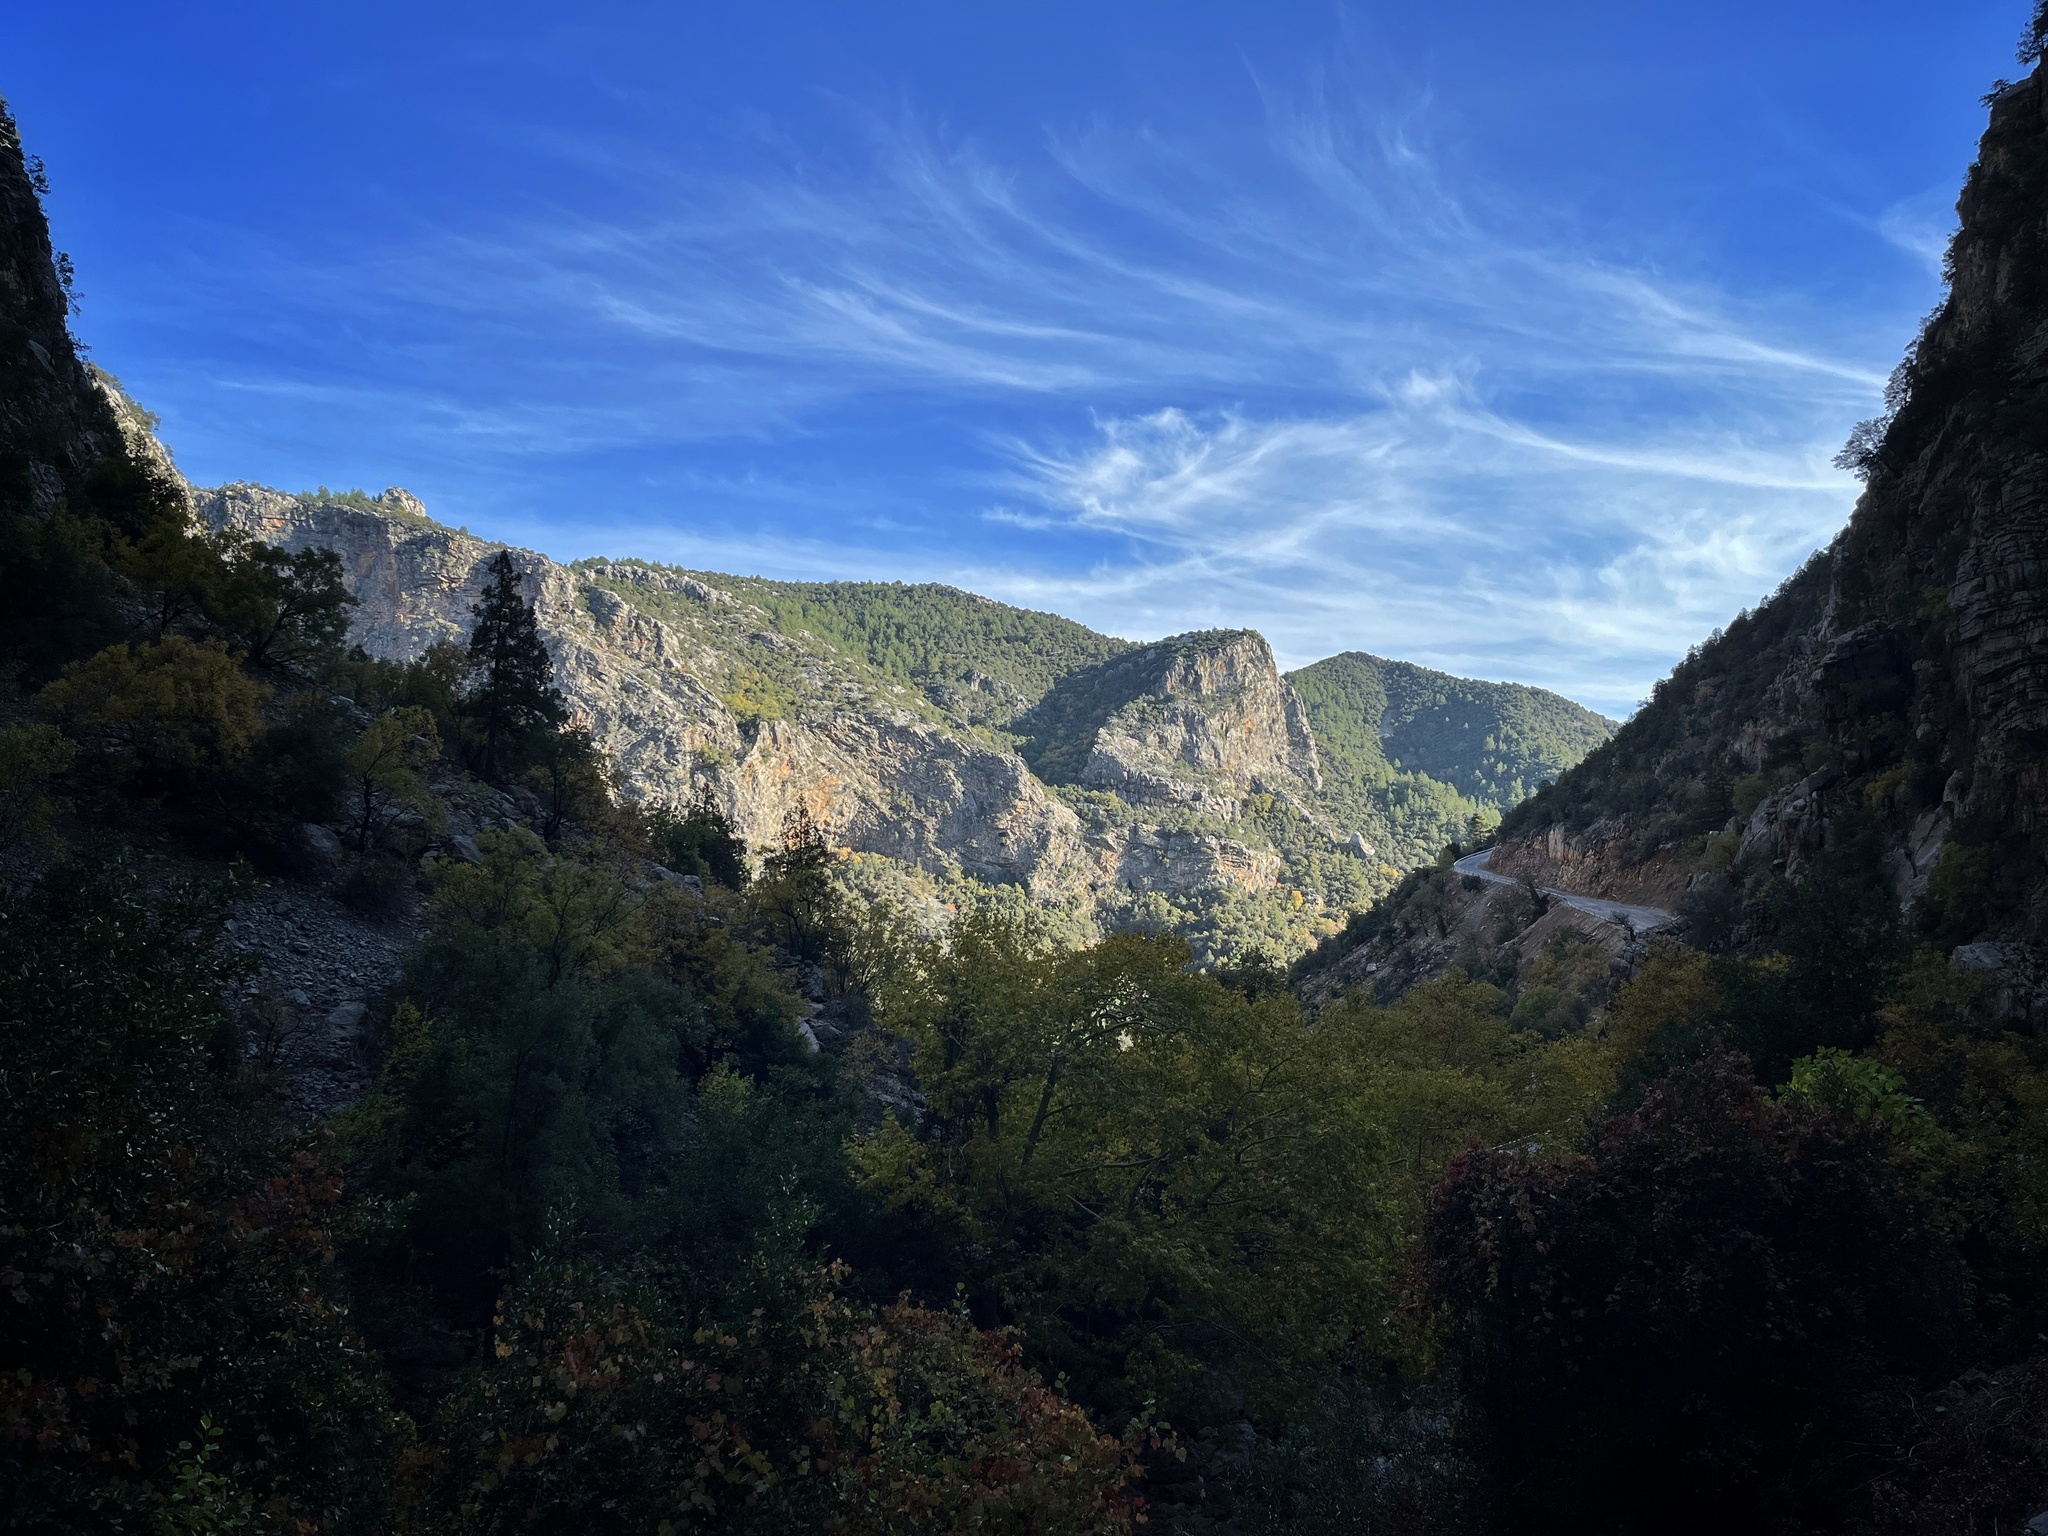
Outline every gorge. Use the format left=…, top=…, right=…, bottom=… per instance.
left=195, top=478, right=1613, bottom=961
left=8, top=19, right=2048, bottom=1536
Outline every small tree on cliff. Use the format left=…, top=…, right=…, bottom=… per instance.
left=464, top=551, right=563, bottom=779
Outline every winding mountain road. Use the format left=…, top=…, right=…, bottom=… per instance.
left=1452, top=849, right=1677, bottom=935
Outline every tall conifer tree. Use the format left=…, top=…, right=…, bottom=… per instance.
left=465, top=551, right=563, bottom=777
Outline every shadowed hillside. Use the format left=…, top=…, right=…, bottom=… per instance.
left=1494, top=61, right=2048, bottom=957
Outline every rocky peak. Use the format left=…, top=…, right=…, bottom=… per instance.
left=376, top=486, right=429, bottom=520
left=1074, top=629, right=1322, bottom=815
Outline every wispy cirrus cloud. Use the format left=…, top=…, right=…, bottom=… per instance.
left=1876, top=185, right=1959, bottom=275
left=995, top=383, right=1848, bottom=713
left=151, top=60, right=1905, bottom=715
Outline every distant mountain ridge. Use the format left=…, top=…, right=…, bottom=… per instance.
left=0, top=73, right=1616, bottom=966
left=566, top=549, right=1617, bottom=871
left=1291, top=651, right=1618, bottom=861
left=197, top=484, right=1613, bottom=959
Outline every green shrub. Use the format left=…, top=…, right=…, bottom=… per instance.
left=1730, top=767, right=1793, bottom=819
left=650, top=787, right=749, bottom=889
left=1782, top=1047, right=1941, bottom=1148
left=1924, top=840, right=1997, bottom=942
left=344, top=705, right=444, bottom=852
left=39, top=636, right=268, bottom=792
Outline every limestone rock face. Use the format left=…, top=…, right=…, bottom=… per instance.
left=1076, top=631, right=1322, bottom=814
left=198, top=484, right=744, bottom=796
left=728, top=715, right=1083, bottom=892
left=197, top=486, right=1082, bottom=889
left=202, top=485, right=529, bottom=658
left=1110, top=826, right=1281, bottom=896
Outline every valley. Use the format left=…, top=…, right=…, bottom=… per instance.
left=8, top=18, right=2048, bottom=1536
left=199, top=480, right=1613, bottom=962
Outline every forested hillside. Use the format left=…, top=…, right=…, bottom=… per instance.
left=1495, top=559, right=1831, bottom=860
left=1291, top=651, right=1616, bottom=863
left=642, top=568, right=1136, bottom=726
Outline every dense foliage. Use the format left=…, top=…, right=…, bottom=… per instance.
left=693, top=574, right=1133, bottom=719
left=0, top=862, right=399, bottom=1532
left=1290, top=651, right=1614, bottom=818
left=1430, top=1057, right=1972, bottom=1536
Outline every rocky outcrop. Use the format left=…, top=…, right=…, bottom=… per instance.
left=1110, top=826, right=1281, bottom=896
left=1295, top=861, right=1638, bottom=1010
left=1486, top=819, right=1694, bottom=911
left=198, top=485, right=1085, bottom=891
left=728, top=715, right=1084, bottom=892
left=0, top=100, right=107, bottom=519
left=1074, top=631, right=1322, bottom=814
left=0, top=99, right=181, bottom=537
left=199, top=484, right=744, bottom=792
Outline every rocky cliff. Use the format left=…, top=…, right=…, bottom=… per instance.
left=1015, top=634, right=1318, bottom=806
left=1024, top=629, right=1322, bottom=815
left=196, top=483, right=1386, bottom=954
left=1494, top=62, right=2048, bottom=955
left=0, top=101, right=110, bottom=520
left=198, top=477, right=1624, bottom=958
left=199, top=485, right=1090, bottom=893
left=0, top=99, right=187, bottom=678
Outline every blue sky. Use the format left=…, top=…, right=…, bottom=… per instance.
left=9, top=2, right=2029, bottom=715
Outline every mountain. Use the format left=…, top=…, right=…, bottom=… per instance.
left=20, top=57, right=2048, bottom=1535
left=648, top=571, right=1135, bottom=728
left=1289, top=651, right=1616, bottom=862
left=1480, top=62, right=2048, bottom=963
left=197, top=486, right=1612, bottom=960
left=1015, top=629, right=1321, bottom=809
left=0, top=102, right=184, bottom=682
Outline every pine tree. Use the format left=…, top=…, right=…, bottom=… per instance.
left=465, top=551, right=564, bottom=778
left=752, top=803, right=850, bottom=977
